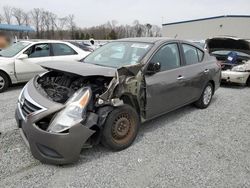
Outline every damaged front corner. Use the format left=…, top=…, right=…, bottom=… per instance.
left=99, top=64, right=147, bottom=119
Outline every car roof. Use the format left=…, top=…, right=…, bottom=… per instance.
left=117, top=37, right=205, bottom=51
left=117, top=37, right=174, bottom=43
left=18, top=40, right=72, bottom=44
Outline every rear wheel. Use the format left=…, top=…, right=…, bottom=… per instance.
left=0, top=72, right=10, bottom=93
left=195, top=83, right=213, bottom=109
left=101, top=105, right=140, bottom=151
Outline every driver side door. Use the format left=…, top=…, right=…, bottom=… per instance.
left=145, top=43, right=188, bottom=119
left=15, top=43, right=52, bottom=82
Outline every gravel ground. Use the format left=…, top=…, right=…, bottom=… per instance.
left=0, top=84, right=250, bottom=188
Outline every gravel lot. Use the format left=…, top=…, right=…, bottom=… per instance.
left=0, top=84, right=250, bottom=188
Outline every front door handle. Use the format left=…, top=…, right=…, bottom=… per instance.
left=177, top=75, right=184, bottom=80
left=204, top=69, right=210, bottom=73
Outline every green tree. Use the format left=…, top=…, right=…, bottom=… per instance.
left=85, top=33, right=90, bottom=39
left=80, top=32, right=85, bottom=39
left=74, top=31, right=80, bottom=39
left=108, top=29, right=117, bottom=39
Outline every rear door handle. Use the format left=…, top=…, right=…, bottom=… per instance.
left=177, top=75, right=184, bottom=80
left=204, top=69, right=210, bottom=73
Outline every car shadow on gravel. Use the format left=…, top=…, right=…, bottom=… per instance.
left=74, top=96, right=218, bottom=166
left=220, top=82, right=247, bottom=89
left=7, top=83, right=26, bottom=91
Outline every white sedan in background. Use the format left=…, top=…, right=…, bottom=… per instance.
left=0, top=40, right=90, bottom=92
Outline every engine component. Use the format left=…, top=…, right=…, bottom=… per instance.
left=36, top=71, right=112, bottom=104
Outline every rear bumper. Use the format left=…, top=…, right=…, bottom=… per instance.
left=15, top=106, right=95, bottom=164
left=221, top=70, right=250, bottom=84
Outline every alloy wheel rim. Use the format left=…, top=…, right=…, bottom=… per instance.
left=203, top=86, right=212, bottom=105
left=0, top=76, right=5, bottom=90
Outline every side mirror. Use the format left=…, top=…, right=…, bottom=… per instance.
left=147, top=62, right=161, bottom=74
left=18, top=54, right=28, bottom=60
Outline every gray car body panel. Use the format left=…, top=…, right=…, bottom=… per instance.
left=39, top=60, right=116, bottom=77
left=15, top=38, right=221, bottom=164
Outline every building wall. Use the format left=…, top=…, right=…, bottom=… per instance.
left=162, top=17, right=250, bottom=40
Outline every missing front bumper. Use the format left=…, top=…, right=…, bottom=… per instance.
left=15, top=107, right=95, bottom=165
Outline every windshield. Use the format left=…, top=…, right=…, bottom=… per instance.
left=212, top=50, right=250, bottom=58
left=0, top=42, right=30, bottom=57
left=84, top=41, right=152, bottom=68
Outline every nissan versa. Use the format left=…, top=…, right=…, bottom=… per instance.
left=15, top=38, right=221, bottom=164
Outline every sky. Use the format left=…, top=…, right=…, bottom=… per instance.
left=1, top=0, right=250, bottom=27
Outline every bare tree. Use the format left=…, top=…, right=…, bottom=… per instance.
left=57, top=17, right=68, bottom=30
left=39, top=10, right=47, bottom=38
left=12, top=8, right=24, bottom=25
left=146, top=23, right=152, bottom=37
left=132, top=20, right=146, bottom=37
left=67, top=14, right=76, bottom=39
left=23, top=12, right=30, bottom=26
left=111, top=20, right=118, bottom=28
left=50, top=13, right=57, bottom=38
left=31, top=8, right=42, bottom=38
left=42, top=11, right=51, bottom=38
left=0, top=5, right=161, bottom=39
left=57, top=17, right=68, bottom=39
left=0, top=14, right=3, bottom=23
left=3, top=6, right=13, bottom=24
left=151, top=25, right=161, bottom=37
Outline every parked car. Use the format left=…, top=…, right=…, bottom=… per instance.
left=0, top=40, right=90, bottom=92
left=67, top=41, right=94, bottom=52
left=206, top=37, right=250, bottom=86
left=15, top=38, right=221, bottom=164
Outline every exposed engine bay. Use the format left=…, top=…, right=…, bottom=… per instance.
left=206, top=37, right=250, bottom=71
left=36, top=71, right=112, bottom=103
left=213, top=53, right=250, bottom=71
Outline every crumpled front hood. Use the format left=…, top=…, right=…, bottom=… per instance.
left=206, top=37, right=250, bottom=55
left=39, top=61, right=117, bottom=77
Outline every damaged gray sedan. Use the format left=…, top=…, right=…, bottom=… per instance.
left=15, top=38, right=221, bottom=164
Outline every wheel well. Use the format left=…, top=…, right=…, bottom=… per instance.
left=247, top=75, right=250, bottom=82
left=120, top=94, right=140, bottom=115
left=0, top=70, right=12, bottom=85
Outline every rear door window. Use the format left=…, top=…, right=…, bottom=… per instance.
left=182, top=44, right=204, bottom=65
left=52, top=43, right=77, bottom=56
left=197, top=49, right=204, bottom=62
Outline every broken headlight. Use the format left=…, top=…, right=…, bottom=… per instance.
left=47, top=87, right=91, bottom=133
left=231, top=64, right=247, bottom=72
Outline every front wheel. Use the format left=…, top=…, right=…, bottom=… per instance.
left=101, top=105, right=140, bottom=151
left=0, top=72, right=10, bottom=93
left=194, top=83, right=213, bottom=109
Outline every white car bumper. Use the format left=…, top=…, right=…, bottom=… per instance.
left=221, top=70, right=250, bottom=84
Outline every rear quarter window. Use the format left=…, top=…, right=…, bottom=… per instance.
left=197, top=48, right=204, bottom=62
left=52, top=43, right=77, bottom=56
left=182, top=44, right=204, bottom=65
